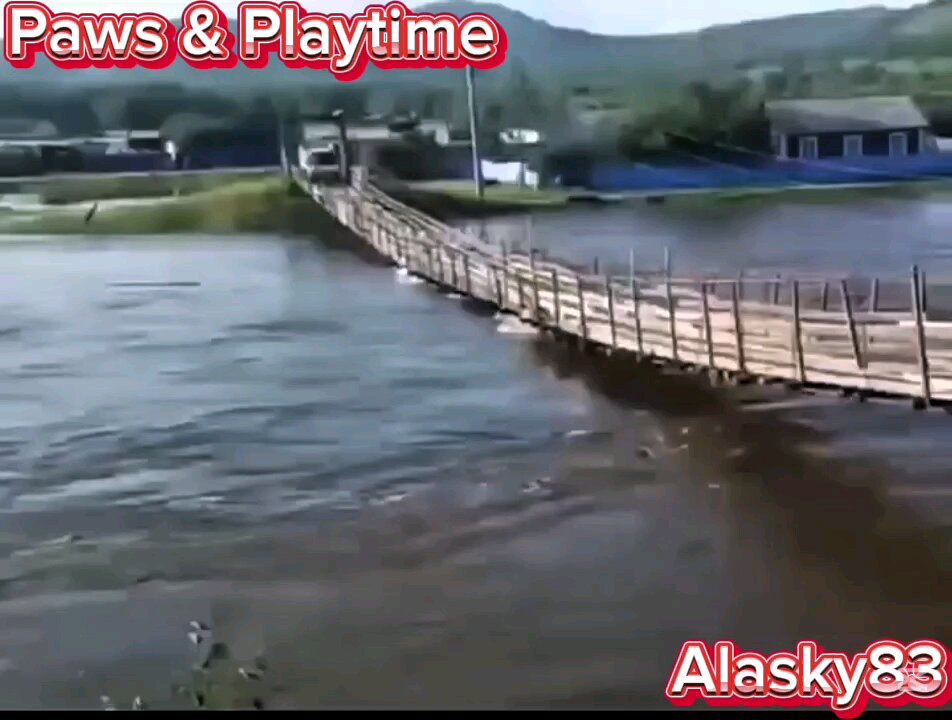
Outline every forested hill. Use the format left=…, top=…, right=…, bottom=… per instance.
left=3, top=0, right=952, bottom=88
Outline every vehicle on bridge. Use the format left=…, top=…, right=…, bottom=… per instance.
left=301, top=144, right=343, bottom=185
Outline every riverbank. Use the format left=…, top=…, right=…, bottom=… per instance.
left=5, top=171, right=952, bottom=239
left=391, top=181, right=570, bottom=220
left=652, top=178, right=952, bottom=206
left=0, top=177, right=323, bottom=235
left=394, top=177, right=952, bottom=218
left=0, top=169, right=280, bottom=206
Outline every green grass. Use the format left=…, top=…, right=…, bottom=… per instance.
left=416, top=180, right=569, bottom=205
left=0, top=177, right=322, bottom=235
left=391, top=181, right=569, bottom=220
left=652, top=178, right=952, bottom=207
left=34, top=171, right=277, bottom=206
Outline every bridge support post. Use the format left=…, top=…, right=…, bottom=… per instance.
left=911, top=265, right=932, bottom=408
left=630, top=273, right=643, bottom=356
left=701, top=281, right=714, bottom=370
left=731, top=281, right=746, bottom=375
left=606, top=275, right=617, bottom=348
left=666, top=273, right=678, bottom=361
left=840, top=280, right=865, bottom=370
left=792, top=280, right=806, bottom=385
left=576, top=277, right=588, bottom=347
left=502, top=243, right=510, bottom=309
left=530, top=250, right=541, bottom=324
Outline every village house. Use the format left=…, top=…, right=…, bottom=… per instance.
left=765, top=96, right=936, bottom=161
left=564, top=88, right=628, bottom=146
left=298, top=114, right=453, bottom=179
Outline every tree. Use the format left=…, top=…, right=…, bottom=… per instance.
left=483, top=103, right=504, bottom=131
left=321, top=87, right=367, bottom=118
left=422, top=89, right=453, bottom=119
left=506, top=58, right=545, bottom=128
left=765, top=72, right=789, bottom=98
left=617, top=80, right=769, bottom=159
left=849, top=63, right=883, bottom=86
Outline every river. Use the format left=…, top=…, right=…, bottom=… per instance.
left=461, top=193, right=952, bottom=279
left=0, top=211, right=950, bottom=708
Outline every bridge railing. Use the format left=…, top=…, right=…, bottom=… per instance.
left=301, top=167, right=952, bottom=408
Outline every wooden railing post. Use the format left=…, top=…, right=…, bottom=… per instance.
left=731, top=280, right=746, bottom=373
left=530, top=249, right=541, bottom=323
left=821, top=282, right=830, bottom=312
left=701, top=281, right=714, bottom=369
left=494, top=265, right=504, bottom=308
left=577, top=276, right=588, bottom=343
left=450, top=249, right=459, bottom=289
left=606, top=275, right=617, bottom=348
left=463, top=253, right=472, bottom=296
left=840, top=280, right=865, bottom=369
left=870, top=277, right=880, bottom=312
left=911, top=265, right=932, bottom=407
left=666, top=273, right=678, bottom=361
left=792, top=280, right=806, bottom=384
left=502, top=242, right=510, bottom=308
left=630, top=274, right=643, bottom=355
left=551, top=269, right=561, bottom=327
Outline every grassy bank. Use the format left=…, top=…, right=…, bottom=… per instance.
left=33, top=171, right=277, bottom=205
left=0, top=177, right=322, bottom=235
left=392, top=180, right=570, bottom=220
left=636, top=178, right=952, bottom=208
left=391, top=176, right=952, bottom=218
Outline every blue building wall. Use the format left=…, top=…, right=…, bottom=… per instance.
left=82, top=153, right=172, bottom=173
left=182, top=145, right=280, bottom=170
left=584, top=154, right=952, bottom=192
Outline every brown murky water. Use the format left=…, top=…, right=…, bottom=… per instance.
left=0, top=218, right=949, bottom=709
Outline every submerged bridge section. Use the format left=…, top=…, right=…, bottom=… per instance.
left=296, top=167, right=952, bottom=410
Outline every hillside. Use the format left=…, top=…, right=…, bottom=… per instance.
left=3, top=1, right=952, bottom=90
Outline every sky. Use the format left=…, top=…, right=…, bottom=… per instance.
left=0, top=0, right=925, bottom=35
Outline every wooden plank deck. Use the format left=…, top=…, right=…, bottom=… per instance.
left=297, top=168, right=952, bottom=410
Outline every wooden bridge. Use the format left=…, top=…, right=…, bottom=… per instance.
left=295, top=167, right=952, bottom=410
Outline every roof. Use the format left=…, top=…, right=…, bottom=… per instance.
left=104, top=129, right=161, bottom=139
left=765, top=96, right=929, bottom=134
left=159, top=113, right=229, bottom=147
left=0, top=118, right=59, bottom=138
left=301, top=116, right=451, bottom=145
left=936, top=137, right=952, bottom=153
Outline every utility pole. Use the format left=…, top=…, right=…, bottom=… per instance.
left=332, top=108, right=350, bottom=185
left=465, top=65, right=485, bottom=200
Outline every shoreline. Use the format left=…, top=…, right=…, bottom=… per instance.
left=3, top=172, right=952, bottom=239
left=0, top=177, right=323, bottom=236
left=391, top=177, right=952, bottom=219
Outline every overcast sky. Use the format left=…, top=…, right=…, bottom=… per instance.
left=0, top=0, right=924, bottom=35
